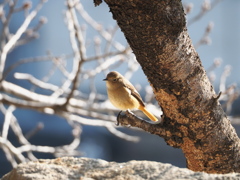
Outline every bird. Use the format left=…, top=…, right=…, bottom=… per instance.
left=103, top=71, right=159, bottom=122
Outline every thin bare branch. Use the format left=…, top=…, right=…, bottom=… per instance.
left=0, top=136, right=27, bottom=163
left=0, top=0, right=46, bottom=80
left=63, top=0, right=86, bottom=106
left=2, top=105, right=15, bottom=139
left=75, top=2, right=125, bottom=51
left=188, top=0, right=222, bottom=25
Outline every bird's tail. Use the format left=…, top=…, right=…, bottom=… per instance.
left=138, top=106, right=158, bottom=122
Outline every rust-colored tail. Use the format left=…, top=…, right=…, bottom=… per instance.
left=138, top=106, right=158, bottom=122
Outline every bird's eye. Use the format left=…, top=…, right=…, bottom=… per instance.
left=113, top=78, right=117, bottom=82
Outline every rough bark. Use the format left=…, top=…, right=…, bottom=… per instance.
left=101, top=0, right=240, bottom=174
left=2, top=157, right=240, bottom=180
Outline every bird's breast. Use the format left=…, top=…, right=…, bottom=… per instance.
left=107, top=87, right=139, bottom=110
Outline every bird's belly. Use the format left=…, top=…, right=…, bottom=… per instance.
left=108, top=89, right=139, bottom=110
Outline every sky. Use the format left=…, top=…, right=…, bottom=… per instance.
left=6, top=0, right=240, bottom=89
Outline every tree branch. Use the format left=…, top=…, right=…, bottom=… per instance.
left=103, top=0, right=240, bottom=173
left=0, top=0, right=46, bottom=80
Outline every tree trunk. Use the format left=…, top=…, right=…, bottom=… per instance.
left=100, top=0, right=240, bottom=174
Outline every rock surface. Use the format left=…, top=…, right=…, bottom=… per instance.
left=1, top=157, right=240, bottom=180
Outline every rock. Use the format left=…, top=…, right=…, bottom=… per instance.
left=1, top=157, right=240, bottom=180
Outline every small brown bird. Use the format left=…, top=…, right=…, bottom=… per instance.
left=103, top=71, right=158, bottom=122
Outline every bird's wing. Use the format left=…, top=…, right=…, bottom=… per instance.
left=123, top=80, right=145, bottom=107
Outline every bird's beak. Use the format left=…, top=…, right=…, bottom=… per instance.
left=103, top=78, right=107, bottom=81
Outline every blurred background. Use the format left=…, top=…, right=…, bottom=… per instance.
left=0, top=0, right=240, bottom=177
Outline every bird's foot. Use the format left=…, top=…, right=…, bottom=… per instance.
left=116, top=110, right=122, bottom=126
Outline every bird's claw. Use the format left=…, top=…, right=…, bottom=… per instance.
left=116, top=110, right=122, bottom=126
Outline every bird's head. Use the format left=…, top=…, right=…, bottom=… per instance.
left=103, top=71, right=123, bottom=89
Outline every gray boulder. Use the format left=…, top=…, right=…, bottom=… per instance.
left=1, top=157, right=240, bottom=180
